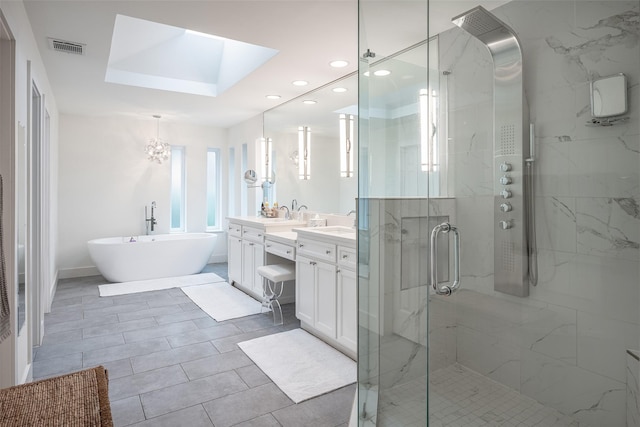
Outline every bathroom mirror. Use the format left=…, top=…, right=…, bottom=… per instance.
left=591, top=73, right=627, bottom=118
left=263, top=72, right=358, bottom=214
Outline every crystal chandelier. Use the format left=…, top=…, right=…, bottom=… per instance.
left=146, top=115, right=170, bottom=163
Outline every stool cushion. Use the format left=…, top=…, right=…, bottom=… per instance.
left=257, top=264, right=295, bottom=282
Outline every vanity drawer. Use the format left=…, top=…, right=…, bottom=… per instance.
left=228, top=223, right=242, bottom=237
left=338, top=247, right=357, bottom=270
left=243, top=226, right=265, bottom=243
left=297, top=239, right=336, bottom=263
left=265, top=240, right=296, bottom=261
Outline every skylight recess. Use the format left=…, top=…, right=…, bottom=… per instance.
left=105, top=15, right=279, bottom=97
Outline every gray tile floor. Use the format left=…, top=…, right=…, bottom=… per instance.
left=34, top=264, right=355, bottom=427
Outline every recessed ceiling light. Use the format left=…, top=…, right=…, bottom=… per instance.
left=332, top=87, right=348, bottom=93
left=330, top=60, right=349, bottom=68
left=374, top=69, right=391, bottom=76
left=302, top=100, right=317, bottom=105
left=292, top=80, right=308, bottom=86
left=266, top=95, right=281, bottom=100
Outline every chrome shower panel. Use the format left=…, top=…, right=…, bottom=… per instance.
left=453, top=6, right=531, bottom=297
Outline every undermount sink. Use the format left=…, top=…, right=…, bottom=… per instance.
left=313, top=226, right=356, bottom=235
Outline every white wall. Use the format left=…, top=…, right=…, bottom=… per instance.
left=0, top=0, right=59, bottom=386
left=57, top=115, right=228, bottom=278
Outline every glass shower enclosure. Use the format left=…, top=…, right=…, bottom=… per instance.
left=357, top=1, right=640, bottom=426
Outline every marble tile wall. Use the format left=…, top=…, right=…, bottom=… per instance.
left=628, top=350, right=639, bottom=427
left=437, top=1, right=639, bottom=426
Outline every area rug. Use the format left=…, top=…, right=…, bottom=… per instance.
left=0, top=365, right=113, bottom=426
left=98, top=272, right=225, bottom=297
left=238, top=328, right=357, bottom=403
left=181, top=282, right=265, bottom=321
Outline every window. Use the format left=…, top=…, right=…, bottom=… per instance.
left=240, top=143, right=248, bottom=216
left=170, top=146, right=185, bottom=231
left=206, top=148, right=221, bottom=230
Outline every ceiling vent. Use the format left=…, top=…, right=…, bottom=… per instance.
left=48, top=38, right=85, bottom=55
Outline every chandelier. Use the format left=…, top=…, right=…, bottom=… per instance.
left=146, top=115, right=170, bottom=163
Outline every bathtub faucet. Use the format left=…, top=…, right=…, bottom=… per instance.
left=145, top=201, right=157, bottom=235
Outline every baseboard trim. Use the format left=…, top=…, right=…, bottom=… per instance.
left=58, top=266, right=100, bottom=279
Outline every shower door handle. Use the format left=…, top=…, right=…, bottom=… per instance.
left=431, top=222, right=461, bottom=296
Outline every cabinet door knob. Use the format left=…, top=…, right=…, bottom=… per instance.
left=286, top=250, right=292, bottom=254
left=299, top=244, right=304, bottom=248
left=326, top=250, right=331, bottom=255
left=266, top=244, right=271, bottom=248
left=342, top=254, right=348, bottom=259
left=310, top=261, right=316, bottom=266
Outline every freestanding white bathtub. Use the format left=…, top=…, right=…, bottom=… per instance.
left=87, top=233, right=217, bottom=282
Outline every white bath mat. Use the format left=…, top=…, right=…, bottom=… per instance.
left=98, top=272, right=225, bottom=297
left=238, top=328, right=357, bottom=403
left=181, top=282, right=265, bottom=321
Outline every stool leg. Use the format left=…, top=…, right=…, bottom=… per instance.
left=261, top=277, right=271, bottom=313
left=271, top=294, right=283, bottom=326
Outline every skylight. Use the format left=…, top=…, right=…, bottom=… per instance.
left=105, top=15, right=279, bottom=97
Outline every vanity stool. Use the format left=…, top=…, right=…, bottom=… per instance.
left=257, top=263, right=295, bottom=325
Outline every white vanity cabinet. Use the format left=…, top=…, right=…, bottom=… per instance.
left=294, top=228, right=357, bottom=359
left=227, top=218, right=304, bottom=302
left=240, top=226, right=266, bottom=297
left=227, top=223, right=242, bottom=284
left=336, top=247, right=357, bottom=351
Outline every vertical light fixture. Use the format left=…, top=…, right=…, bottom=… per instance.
left=419, top=89, right=438, bottom=172
left=260, top=137, right=273, bottom=183
left=298, top=126, right=311, bottom=180
left=339, top=114, right=354, bottom=178
left=146, top=115, right=171, bottom=163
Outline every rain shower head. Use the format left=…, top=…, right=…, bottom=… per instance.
left=452, top=6, right=518, bottom=54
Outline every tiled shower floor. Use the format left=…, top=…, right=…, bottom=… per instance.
left=376, top=364, right=580, bottom=427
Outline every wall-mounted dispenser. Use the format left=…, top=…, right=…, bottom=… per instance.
left=587, top=73, right=629, bottom=126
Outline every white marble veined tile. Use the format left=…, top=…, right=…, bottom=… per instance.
left=569, top=137, right=640, bottom=199
left=577, top=311, right=638, bottom=383
left=520, top=349, right=626, bottom=427
left=456, top=325, right=521, bottom=391
left=519, top=303, right=577, bottom=365
left=576, top=197, right=640, bottom=261
left=536, top=196, right=578, bottom=253
left=535, top=140, right=573, bottom=197
left=449, top=150, right=494, bottom=197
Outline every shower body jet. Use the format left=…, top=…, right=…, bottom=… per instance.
left=452, top=6, right=534, bottom=297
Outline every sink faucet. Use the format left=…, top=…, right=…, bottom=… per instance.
left=279, top=205, right=290, bottom=220
left=346, top=209, right=357, bottom=227
left=291, top=199, right=298, bottom=212
left=145, top=201, right=157, bottom=235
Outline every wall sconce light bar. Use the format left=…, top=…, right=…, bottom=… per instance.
left=339, top=114, right=354, bottom=178
left=298, top=126, right=311, bottom=180
left=420, top=89, right=438, bottom=172
left=260, top=137, right=273, bottom=183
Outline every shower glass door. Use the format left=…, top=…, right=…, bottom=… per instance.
left=358, top=1, right=640, bottom=426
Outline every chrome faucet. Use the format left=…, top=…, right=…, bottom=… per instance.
left=346, top=209, right=357, bottom=227
left=291, top=199, right=298, bottom=212
left=279, top=205, right=290, bottom=220
left=145, top=201, right=157, bottom=235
